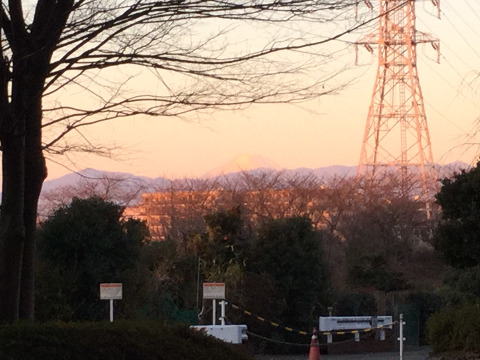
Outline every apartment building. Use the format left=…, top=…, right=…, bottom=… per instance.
left=125, top=187, right=331, bottom=241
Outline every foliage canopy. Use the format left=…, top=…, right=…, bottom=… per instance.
left=35, top=196, right=149, bottom=321
left=434, top=162, right=480, bottom=268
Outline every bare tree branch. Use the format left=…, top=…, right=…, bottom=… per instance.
left=25, top=0, right=378, bottom=154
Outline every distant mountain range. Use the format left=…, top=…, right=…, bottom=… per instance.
left=40, top=165, right=358, bottom=196
left=41, top=156, right=472, bottom=195
left=35, top=157, right=472, bottom=216
left=41, top=168, right=158, bottom=193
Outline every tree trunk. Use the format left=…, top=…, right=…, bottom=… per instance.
left=0, top=0, right=73, bottom=321
left=19, top=161, right=45, bottom=320
left=19, top=95, right=47, bottom=320
left=0, top=134, right=26, bottom=322
left=0, top=27, right=47, bottom=320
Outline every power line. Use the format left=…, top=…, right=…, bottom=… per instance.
left=440, top=2, right=480, bottom=59
left=465, top=1, right=480, bottom=22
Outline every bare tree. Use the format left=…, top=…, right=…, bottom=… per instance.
left=339, top=173, right=437, bottom=292
left=0, top=0, right=368, bottom=322
left=38, top=172, right=149, bottom=219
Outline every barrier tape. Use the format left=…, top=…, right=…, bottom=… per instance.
left=231, top=303, right=309, bottom=336
left=246, top=330, right=313, bottom=347
left=245, top=329, right=381, bottom=347
left=230, top=303, right=396, bottom=337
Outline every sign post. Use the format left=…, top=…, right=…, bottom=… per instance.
left=100, top=283, right=122, bottom=322
left=203, top=282, right=225, bottom=325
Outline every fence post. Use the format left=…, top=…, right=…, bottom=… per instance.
left=398, top=314, right=406, bottom=360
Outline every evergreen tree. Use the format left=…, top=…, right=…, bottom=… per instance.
left=36, top=196, right=148, bottom=321
left=434, top=162, right=480, bottom=269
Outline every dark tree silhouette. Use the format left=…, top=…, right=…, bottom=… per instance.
left=434, top=161, right=480, bottom=269
left=35, top=196, right=148, bottom=321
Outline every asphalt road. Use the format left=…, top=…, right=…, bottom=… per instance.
left=255, top=346, right=432, bottom=360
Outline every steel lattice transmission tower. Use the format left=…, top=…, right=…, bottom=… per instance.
left=356, top=0, right=440, bottom=200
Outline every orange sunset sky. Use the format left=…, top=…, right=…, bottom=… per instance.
left=37, top=1, right=480, bottom=180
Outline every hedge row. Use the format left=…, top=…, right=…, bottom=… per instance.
left=0, top=321, right=252, bottom=360
left=427, top=302, right=480, bottom=354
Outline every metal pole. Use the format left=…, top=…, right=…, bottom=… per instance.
left=398, top=313, right=405, bottom=360
left=110, top=299, right=114, bottom=322
left=212, top=299, right=216, bottom=325
left=196, top=258, right=201, bottom=311
left=220, top=300, right=227, bottom=325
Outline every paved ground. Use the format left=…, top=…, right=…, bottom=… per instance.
left=255, top=346, right=432, bottom=360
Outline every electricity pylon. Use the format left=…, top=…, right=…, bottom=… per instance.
left=356, top=0, right=440, bottom=201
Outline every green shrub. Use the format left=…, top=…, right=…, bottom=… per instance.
left=440, top=266, right=480, bottom=305
left=0, top=321, right=252, bottom=360
left=427, top=302, right=480, bottom=354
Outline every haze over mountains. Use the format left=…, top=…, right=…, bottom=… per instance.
left=41, top=153, right=471, bottom=194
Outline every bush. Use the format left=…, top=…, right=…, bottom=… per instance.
left=0, top=321, right=253, bottom=360
left=427, top=302, right=480, bottom=354
left=440, top=266, right=480, bottom=305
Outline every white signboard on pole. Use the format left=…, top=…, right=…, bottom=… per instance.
left=100, top=283, right=122, bottom=322
left=203, top=283, right=226, bottom=326
left=203, top=282, right=225, bottom=299
left=100, top=283, right=123, bottom=300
